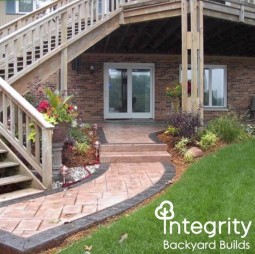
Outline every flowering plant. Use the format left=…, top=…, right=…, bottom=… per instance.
left=37, top=88, right=77, bottom=125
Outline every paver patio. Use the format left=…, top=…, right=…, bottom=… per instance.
left=0, top=162, right=165, bottom=238
left=0, top=123, right=174, bottom=253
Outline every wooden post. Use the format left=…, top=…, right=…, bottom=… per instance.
left=61, top=12, right=68, bottom=92
left=198, top=0, right=204, bottom=123
left=181, top=0, right=188, bottom=112
left=41, top=129, right=53, bottom=188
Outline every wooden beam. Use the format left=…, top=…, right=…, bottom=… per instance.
left=181, top=0, right=188, bottom=112
left=199, top=0, right=204, bottom=123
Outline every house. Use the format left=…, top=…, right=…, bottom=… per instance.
left=0, top=0, right=255, bottom=191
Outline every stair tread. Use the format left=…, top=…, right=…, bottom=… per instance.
left=101, top=151, right=170, bottom=156
left=0, top=188, right=43, bottom=202
left=0, top=161, right=19, bottom=168
left=0, top=175, right=32, bottom=186
left=0, top=149, right=8, bottom=154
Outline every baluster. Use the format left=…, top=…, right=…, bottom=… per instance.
left=78, top=4, right=82, bottom=33
left=18, top=108, right=23, bottom=146
left=111, top=0, right=114, bottom=11
left=96, top=0, right=99, bottom=22
left=2, top=93, right=7, bottom=130
left=26, top=115, right=32, bottom=154
left=4, top=44, right=9, bottom=80
left=35, top=124, right=40, bottom=164
left=31, top=29, right=35, bottom=63
left=90, top=0, right=94, bottom=26
left=116, top=0, right=119, bottom=9
left=10, top=101, right=15, bottom=138
left=72, top=7, right=76, bottom=37
left=48, top=20, right=51, bottom=52
left=13, top=39, right=18, bottom=75
left=102, top=0, right=105, bottom=16
left=22, top=34, right=27, bottom=69
left=40, top=25, right=44, bottom=58
left=56, top=16, right=60, bottom=47
left=85, top=1, right=88, bottom=30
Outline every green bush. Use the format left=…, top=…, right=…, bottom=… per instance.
left=75, top=142, right=90, bottom=155
left=207, top=114, right=248, bottom=143
left=198, top=131, right=218, bottom=150
left=175, top=137, right=190, bottom=154
left=70, top=127, right=89, bottom=144
left=164, top=125, right=178, bottom=136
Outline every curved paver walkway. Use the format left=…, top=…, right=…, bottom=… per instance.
left=0, top=162, right=165, bottom=238
left=0, top=123, right=175, bottom=253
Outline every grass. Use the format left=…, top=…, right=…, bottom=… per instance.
left=58, top=140, right=255, bottom=254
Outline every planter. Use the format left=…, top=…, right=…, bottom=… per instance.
left=52, top=123, right=69, bottom=144
left=52, top=123, right=70, bottom=180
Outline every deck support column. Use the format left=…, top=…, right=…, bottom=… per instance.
left=181, top=0, right=204, bottom=122
left=60, top=12, right=68, bottom=92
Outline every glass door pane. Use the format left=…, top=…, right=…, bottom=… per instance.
left=108, top=68, right=128, bottom=114
left=132, top=69, right=151, bottom=113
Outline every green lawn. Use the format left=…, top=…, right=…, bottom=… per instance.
left=58, top=140, right=255, bottom=254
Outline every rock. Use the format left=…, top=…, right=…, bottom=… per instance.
left=187, top=147, right=204, bottom=158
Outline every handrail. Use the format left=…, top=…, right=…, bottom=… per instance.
left=0, top=77, right=54, bottom=188
left=0, top=0, right=75, bottom=39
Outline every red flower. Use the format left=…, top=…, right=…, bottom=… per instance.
left=68, top=105, right=74, bottom=111
left=37, top=100, right=50, bottom=113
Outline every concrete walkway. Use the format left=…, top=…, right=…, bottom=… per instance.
left=0, top=122, right=175, bottom=253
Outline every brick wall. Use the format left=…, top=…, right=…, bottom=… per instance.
left=34, top=53, right=255, bottom=122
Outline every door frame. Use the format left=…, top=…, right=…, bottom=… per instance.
left=104, top=62, right=155, bottom=119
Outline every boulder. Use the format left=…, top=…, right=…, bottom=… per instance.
left=186, top=147, right=203, bottom=158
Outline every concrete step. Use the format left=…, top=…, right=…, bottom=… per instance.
left=100, top=143, right=167, bottom=153
left=0, top=175, right=32, bottom=187
left=0, top=188, right=43, bottom=202
left=100, top=151, right=171, bottom=163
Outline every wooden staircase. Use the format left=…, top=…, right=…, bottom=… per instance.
left=0, top=138, right=44, bottom=202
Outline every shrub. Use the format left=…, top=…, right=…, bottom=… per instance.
left=184, top=151, right=194, bottom=163
left=75, top=142, right=90, bottom=155
left=164, top=125, right=179, bottom=136
left=198, top=131, right=218, bottom=150
left=167, top=111, right=201, bottom=138
left=70, top=127, right=89, bottom=144
left=207, top=114, right=248, bottom=143
left=175, top=137, right=190, bottom=155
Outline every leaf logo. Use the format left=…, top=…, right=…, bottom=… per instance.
left=155, top=201, right=175, bottom=234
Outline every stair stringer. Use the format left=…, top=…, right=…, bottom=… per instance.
left=0, top=139, right=45, bottom=190
left=9, top=11, right=122, bottom=96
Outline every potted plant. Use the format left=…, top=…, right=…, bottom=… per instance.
left=37, top=89, right=77, bottom=143
left=37, top=88, right=78, bottom=175
left=165, top=81, right=182, bottom=111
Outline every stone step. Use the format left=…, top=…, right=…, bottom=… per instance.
left=0, top=150, right=8, bottom=154
left=100, top=151, right=171, bottom=163
left=100, top=143, right=167, bottom=152
left=0, top=175, right=32, bottom=187
left=0, top=188, right=43, bottom=202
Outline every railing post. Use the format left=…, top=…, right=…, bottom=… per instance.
left=41, top=128, right=53, bottom=188
left=60, top=11, right=68, bottom=91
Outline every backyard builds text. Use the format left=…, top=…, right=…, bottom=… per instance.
left=155, top=201, right=252, bottom=251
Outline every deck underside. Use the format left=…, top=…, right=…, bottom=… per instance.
left=8, top=0, right=255, bottom=94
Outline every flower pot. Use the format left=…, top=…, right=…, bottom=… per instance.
left=52, top=123, right=69, bottom=144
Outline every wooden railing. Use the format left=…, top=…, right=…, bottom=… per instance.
left=0, top=0, right=74, bottom=40
left=0, top=77, right=54, bottom=188
left=0, top=0, right=132, bottom=82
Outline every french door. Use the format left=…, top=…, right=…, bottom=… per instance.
left=104, top=63, right=154, bottom=119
